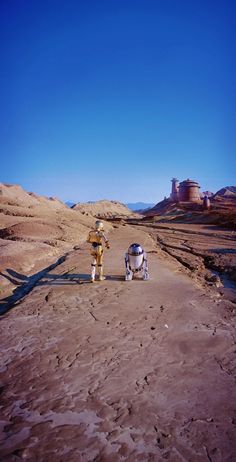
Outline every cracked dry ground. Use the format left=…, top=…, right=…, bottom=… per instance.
left=0, top=225, right=236, bottom=462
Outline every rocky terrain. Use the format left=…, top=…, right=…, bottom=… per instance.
left=144, top=186, right=236, bottom=229
left=0, top=223, right=236, bottom=461
left=72, top=200, right=138, bottom=219
left=0, top=184, right=236, bottom=461
left=214, top=186, right=236, bottom=199
left=0, top=183, right=99, bottom=297
left=131, top=186, right=236, bottom=300
left=130, top=221, right=236, bottom=302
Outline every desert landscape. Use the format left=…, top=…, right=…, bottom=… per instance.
left=1, top=0, right=235, bottom=459
left=0, top=182, right=236, bottom=461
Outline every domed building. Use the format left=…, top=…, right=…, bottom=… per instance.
left=178, top=179, right=201, bottom=202
left=170, top=178, right=202, bottom=203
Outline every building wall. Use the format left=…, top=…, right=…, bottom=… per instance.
left=178, top=179, right=201, bottom=202
left=171, top=178, right=179, bottom=202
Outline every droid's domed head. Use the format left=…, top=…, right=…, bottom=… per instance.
left=128, top=243, right=144, bottom=256
left=95, top=220, right=104, bottom=231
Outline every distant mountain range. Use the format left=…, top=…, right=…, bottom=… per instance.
left=65, top=201, right=155, bottom=211
left=125, top=202, right=155, bottom=211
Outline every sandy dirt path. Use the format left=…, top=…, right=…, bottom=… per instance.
left=0, top=224, right=236, bottom=461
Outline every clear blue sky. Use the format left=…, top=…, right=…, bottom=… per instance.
left=1, top=0, right=235, bottom=203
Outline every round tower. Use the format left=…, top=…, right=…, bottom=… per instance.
left=203, top=195, right=211, bottom=210
left=178, top=179, right=201, bottom=202
left=170, top=178, right=179, bottom=202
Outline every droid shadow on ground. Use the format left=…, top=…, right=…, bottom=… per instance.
left=38, top=273, right=126, bottom=284
left=0, top=268, right=130, bottom=315
left=0, top=254, right=152, bottom=314
left=0, top=255, right=73, bottom=314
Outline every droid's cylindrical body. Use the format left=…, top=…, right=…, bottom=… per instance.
left=178, top=179, right=201, bottom=202
left=128, top=244, right=144, bottom=270
left=128, top=254, right=143, bottom=270
left=125, top=243, right=149, bottom=280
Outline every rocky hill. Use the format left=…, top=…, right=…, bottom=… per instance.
left=72, top=199, right=138, bottom=218
left=143, top=186, right=236, bottom=229
left=0, top=184, right=112, bottom=296
left=213, top=186, right=236, bottom=199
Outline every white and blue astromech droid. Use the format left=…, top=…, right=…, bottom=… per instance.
left=125, top=243, right=149, bottom=281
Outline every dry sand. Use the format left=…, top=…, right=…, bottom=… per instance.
left=0, top=223, right=236, bottom=461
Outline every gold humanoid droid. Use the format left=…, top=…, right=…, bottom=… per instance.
left=87, top=220, right=110, bottom=282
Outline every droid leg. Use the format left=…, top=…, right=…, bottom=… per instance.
left=142, top=252, right=149, bottom=280
left=125, top=253, right=133, bottom=281
left=91, top=257, right=97, bottom=282
left=125, top=269, right=133, bottom=281
left=97, top=254, right=105, bottom=281
left=98, top=265, right=105, bottom=281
